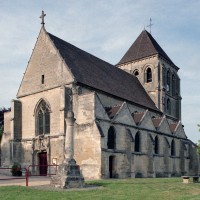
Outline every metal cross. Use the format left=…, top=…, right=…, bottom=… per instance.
left=40, top=10, right=46, bottom=26
left=147, top=18, right=153, bottom=34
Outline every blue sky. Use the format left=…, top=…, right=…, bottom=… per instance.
left=0, top=0, right=200, bottom=143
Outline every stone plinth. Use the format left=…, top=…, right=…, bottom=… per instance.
left=50, top=158, right=84, bottom=189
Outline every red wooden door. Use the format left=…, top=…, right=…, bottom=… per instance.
left=38, top=152, right=47, bottom=176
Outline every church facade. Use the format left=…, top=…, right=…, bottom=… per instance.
left=1, top=20, right=199, bottom=179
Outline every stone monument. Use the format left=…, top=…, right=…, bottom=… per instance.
left=50, top=111, right=84, bottom=188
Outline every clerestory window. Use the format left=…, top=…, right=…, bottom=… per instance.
left=171, top=139, right=176, bottom=156
left=135, top=132, right=140, bottom=152
left=154, top=136, right=159, bottom=154
left=107, top=127, right=116, bottom=149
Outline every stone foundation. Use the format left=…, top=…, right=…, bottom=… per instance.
left=50, top=158, right=84, bottom=189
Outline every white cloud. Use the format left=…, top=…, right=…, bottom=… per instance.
left=0, top=0, right=200, bottom=142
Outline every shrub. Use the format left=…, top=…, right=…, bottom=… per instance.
left=11, top=162, right=22, bottom=176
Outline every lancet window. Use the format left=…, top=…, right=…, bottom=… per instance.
left=107, top=127, right=116, bottom=149
left=135, top=132, right=140, bottom=152
left=146, top=67, right=152, bottom=83
left=36, top=100, right=50, bottom=135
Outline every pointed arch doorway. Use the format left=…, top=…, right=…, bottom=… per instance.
left=38, top=152, right=47, bottom=176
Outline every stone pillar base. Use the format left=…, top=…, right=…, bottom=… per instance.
left=50, top=158, right=84, bottom=189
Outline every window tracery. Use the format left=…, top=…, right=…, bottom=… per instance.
left=36, top=100, right=50, bottom=135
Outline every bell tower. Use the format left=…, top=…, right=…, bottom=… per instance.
left=117, top=30, right=182, bottom=120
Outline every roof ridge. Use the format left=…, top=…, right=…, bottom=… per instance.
left=136, top=30, right=145, bottom=60
left=134, top=111, right=145, bottom=114
left=152, top=116, right=163, bottom=119
left=105, top=104, right=122, bottom=108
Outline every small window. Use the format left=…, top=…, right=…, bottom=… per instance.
left=154, top=136, right=159, bottom=154
left=171, top=139, right=175, bottom=156
left=146, top=67, right=152, bottom=83
left=107, top=127, right=116, bottom=149
left=167, top=71, right=170, bottom=92
left=41, top=75, right=44, bottom=84
left=172, top=74, right=176, bottom=96
left=162, top=66, right=166, bottom=86
left=134, top=70, right=139, bottom=76
left=135, top=132, right=140, bottom=152
left=167, top=99, right=171, bottom=115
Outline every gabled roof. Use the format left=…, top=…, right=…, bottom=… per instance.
left=152, top=117, right=163, bottom=128
left=118, top=30, right=174, bottom=66
left=48, top=32, right=159, bottom=111
left=132, top=112, right=145, bottom=125
left=169, top=122, right=179, bottom=133
left=105, top=105, right=122, bottom=119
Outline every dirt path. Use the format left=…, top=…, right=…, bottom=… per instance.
left=0, top=174, right=51, bottom=186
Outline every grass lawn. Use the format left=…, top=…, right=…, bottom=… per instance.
left=0, top=178, right=200, bottom=200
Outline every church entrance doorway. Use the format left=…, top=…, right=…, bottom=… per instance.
left=38, top=152, right=47, bottom=176
left=109, top=156, right=115, bottom=178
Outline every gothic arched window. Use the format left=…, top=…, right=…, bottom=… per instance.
left=176, top=77, right=180, bottom=95
left=171, top=139, right=176, bottom=156
left=36, top=100, right=50, bottom=136
left=135, top=132, right=140, bottom=152
left=146, top=67, right=152, bottom=83
left=172, top=74, right=176, bottom=96
left=107, top=127, right=116, bottom=149
left=167, top=99, right=171, bottom=115
left=162, top=66, right=166, bottom=86
left=154, top=136, right=159, bottom=154
left=167, top=70, right=170, bottom=92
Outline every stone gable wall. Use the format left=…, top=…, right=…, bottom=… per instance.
left=17, top=28, right=73, bottom=98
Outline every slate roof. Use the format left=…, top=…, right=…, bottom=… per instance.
left=132, top=112, right=145, bottom=124
left=105, top=105, right=122, bottom=119
left=169, top=123, right=178, bottom=133
left=48, top=32, right=159, bottom=111
left=118, top=30, right=174, bottom=66
left=152, top=117, right=163, bottom=128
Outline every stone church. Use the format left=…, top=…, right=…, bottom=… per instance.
left=1, top=15, right=199, bottom=179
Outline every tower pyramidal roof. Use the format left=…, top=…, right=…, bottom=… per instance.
left=118, top=30, right=175, bottom=66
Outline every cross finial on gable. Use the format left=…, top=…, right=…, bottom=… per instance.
left=147, top=18, right=153, bottom=34
left=40, top=10, right=46, bottom=26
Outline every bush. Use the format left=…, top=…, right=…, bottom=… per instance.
left=11, top=162, right=22, bottom=176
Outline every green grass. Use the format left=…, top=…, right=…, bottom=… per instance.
left=0, top=178, right=200, bottom=200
